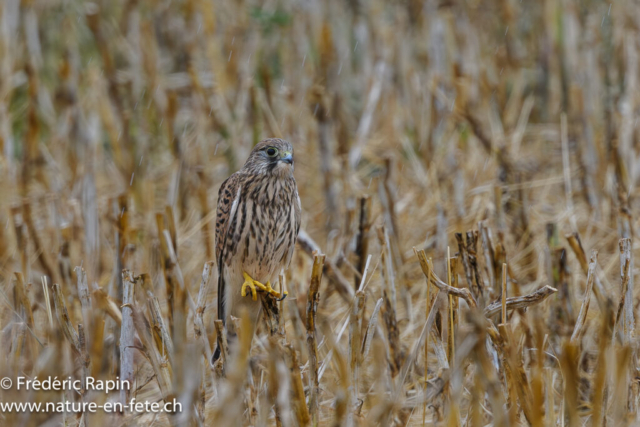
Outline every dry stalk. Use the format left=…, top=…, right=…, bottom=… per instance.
left=530, top=320, right=546, bottom=427
left=41, top=276, right=54, bottom=333
left=265, top=338, right=282, bottom=427
left=349, top=290, right=365, bottom=409
left=213, top=319, right=229, bottom=375
left=23, top=202, right=58, bottom=284
left=91, top=288, right=122, bottom=326
left=297, top=230, right=354, bottom=301
left=306, top=254, right=324, bottom=423
left=259, top=286, right=283, bottom=337
left=380, top=158, right=403, bottom=268
left=430, top=330, right=450, bottom=371
left=131, top=306, right=173, bottom=401
left=559, top=341, right=580, bottom=425
left=355, top=196, right=372, bottom=289
left=378, top=225, right=397, bottom=311
left=570, top=251, right=597, bottom=342
left=285, top=344, right=310, bottom=426
left=51, top=283, right=80, bottom=354
left=12, top=273, right=38, bottom=360
left=493, top=232, right=507, bottom=300
left=547, top=225, right=575, bottom=333
left=447, top=248, right=455, bottom=370
left=165, top=205, right=178, bottom=256
left=501, top=263, right=507, bottom=325
left=496, top=325, right=520, bottom=424
left=479, top=221, right=496, bottom=289
left=592, top=302, right=614, bottom=425
left=545, top=368, right=556, bottom=426
left=162, top=229, right=190, bottom=350
left=120, top=270, right=136, bottom=406
left=13, top=273, right=34, bottom=330
left=310, top=84, right=338, bottom=231
left=12, top=273, right=38, bottom=368
left=425, top=267, right=433, bottom=426
left=506, top=324, right=535, bottom=425
left=451, top=253, right=460, bottom=319
left=11, top=207, right=29, bottom=279
left=74, top=267, right=92, bottom=344
left=195, top=168, right=213, bottom=260
left=483, top=285, right=557, bottom=317
left=156, top=213, right=177, bottom=335
left=614, top=256, right=631, bottom=341
left=138, top=273, right=174, bottom=362
left=395, top=291, right=445, bottom=391
left=412, top=248, right=434, bottom=426
left=77, top=323, right=91, bottom=395
left=194, top=261, right=214, bottom=362
left=617, top=238, right=634, bottom=343
left=565, top=233, right=608, bottom=307
left=455, top=233, right=472, bottom=290
left=382, top=288, right=402, bottom=377
left=348, top=61, right=386, bottom=168
left=90, top=316, right=105, bottom=378
left=276, top=352, right=295, bottom=427
left=361, top=297, right=383, bottom=359
left=211, top=310, right=253, bottom=425
left=455, top=232, right=483, bottom=305
left=466, top=231, right=484, bottom=302
left=11, top=323, right=26, bottom=373
left=427, top=269, right=477, bottom=310
left=319, top=321, right=351, bottom=427
left=612, top=346, right=632, bottom=421
left=468, top=312, right=507, bottom=426
left=112, top=195, right=128, bottom=303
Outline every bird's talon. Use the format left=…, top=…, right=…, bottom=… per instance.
left=264, top=282, right=286, bottom=299
left=241, top=272, right=258, bottom=301
left=242, top=273, right=287, bottom=300
left=276, top=291, right=288, bottom=302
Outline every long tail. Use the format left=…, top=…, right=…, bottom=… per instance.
left=211, top=345, right=221, bottom=365
left=211, top=270, right=225, bottom=366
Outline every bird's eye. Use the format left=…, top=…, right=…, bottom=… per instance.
left=266, top=147, right=278, bottom=157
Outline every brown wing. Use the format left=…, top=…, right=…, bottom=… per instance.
left=283, top=189, right=302, bottom=268
left=294, top=191, right=301, bottom=238
left=215, top=172, right=242, bottom=323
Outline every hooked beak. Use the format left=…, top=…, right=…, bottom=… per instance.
left=280, top=152, right=293, bottom=164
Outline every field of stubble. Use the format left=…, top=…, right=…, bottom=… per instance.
left=0, top=0, right=639, bottom=426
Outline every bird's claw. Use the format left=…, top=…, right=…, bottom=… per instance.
left=241, top=272, right=288, bottom=300
left=241, top=272, right=260, bottom=300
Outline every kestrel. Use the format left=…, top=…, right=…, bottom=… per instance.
left=212, top=139, right=301, bottom=364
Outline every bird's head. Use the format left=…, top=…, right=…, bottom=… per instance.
left=244, top=138, right=295, bottom=177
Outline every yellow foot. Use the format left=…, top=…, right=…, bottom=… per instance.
left=240, top=272, right=288, bottom=301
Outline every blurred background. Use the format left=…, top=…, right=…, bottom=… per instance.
left=0, top=0, right=638, bottom=425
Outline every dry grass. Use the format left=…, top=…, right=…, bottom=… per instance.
left=0, top=0, right=639, bottom=425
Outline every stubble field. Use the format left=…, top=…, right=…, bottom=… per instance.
left=0, top=0, right=639, bottom=426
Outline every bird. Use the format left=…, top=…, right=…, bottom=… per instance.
left=211, top=138, right=301, bottom=365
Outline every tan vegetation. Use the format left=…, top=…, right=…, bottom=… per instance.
left=0, top=0, right=639, bottom=425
